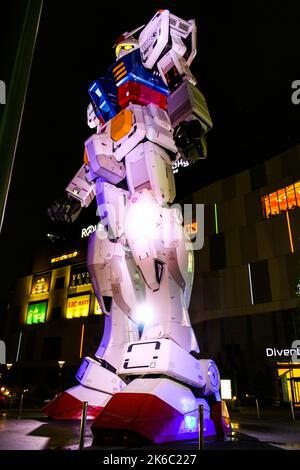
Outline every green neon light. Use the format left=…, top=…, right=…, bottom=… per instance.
left=26, top=301, right=47, bottom=324
left=214, top=203, right=219, bottom=234
left=188, top=251, right=193, bottom=273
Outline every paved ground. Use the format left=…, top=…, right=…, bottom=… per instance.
left=0, top=406, right=299, bottom=451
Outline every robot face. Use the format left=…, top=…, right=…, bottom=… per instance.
left=115, top=38, right=139, bottom=59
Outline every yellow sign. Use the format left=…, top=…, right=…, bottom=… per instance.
left=66, top=294, right=90, bottom=319
left=31, top=274, right=51, bottom=295
left=94, top=298, right=103, bottom=315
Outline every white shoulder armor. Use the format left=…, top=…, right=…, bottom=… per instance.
left=139, top=10, right=197, bottom=83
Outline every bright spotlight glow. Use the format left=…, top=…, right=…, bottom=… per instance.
left=184, top=415, right=197, bottom=430
left=134, top=304, right=153, bottom=324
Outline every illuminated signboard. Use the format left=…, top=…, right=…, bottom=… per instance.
left=31, top=274, right=51, bottom=295
left=51, top=251, right=78, bottom=263
left=26, top=302, right=47, bottom=325
left=221, top=379, right=232, bottom=400
left=94, top=298, right=103, bottom=315
left=81, top=223, right=104, bottom=238
left=172, top=158, right=190, bottom=174
left=69, top=266, right=91, bottom=288
left=66, top=295, right=90, bottom=319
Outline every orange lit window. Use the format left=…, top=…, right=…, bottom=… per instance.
left=277, top=188, right=287, bottom=213
left=262, top=181, right=300, bottom=219
left=261, top=195, right=271, bottom=219
left=295, top=182, right=300, bottom=207
left=185, top=221, right=198, bottom=235
left=269, top=192, right=279, bottom=216
left=286, top=185, right=297, bottom=210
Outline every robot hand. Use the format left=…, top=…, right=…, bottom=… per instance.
left=173, top=120, right=208, bottom=163
left=47, top=196, right=82, bottom=223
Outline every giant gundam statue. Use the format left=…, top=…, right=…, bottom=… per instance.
left=45, top=10, right=230, bottom=443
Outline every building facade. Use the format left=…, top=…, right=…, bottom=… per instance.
left=189, top=144, right=300, bottom=404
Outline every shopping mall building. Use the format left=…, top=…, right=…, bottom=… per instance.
left=2, top=144, right=300, bottom=406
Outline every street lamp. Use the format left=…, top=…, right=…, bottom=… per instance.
left=6, top=363, right=13, bottom=371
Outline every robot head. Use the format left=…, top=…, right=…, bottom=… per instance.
left=114, top=25, right=144, bottom=59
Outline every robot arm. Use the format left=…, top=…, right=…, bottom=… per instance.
left=47, top=163, right=96, bottom=223
left=139, top=10, right=212, bottom=163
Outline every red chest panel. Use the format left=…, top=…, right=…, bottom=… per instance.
left=118, top=81, right=167, bottom=110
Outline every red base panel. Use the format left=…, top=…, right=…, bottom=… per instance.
left=92, top=392, right=223, bottom=444
left=42, top=391, right=102, bottom=420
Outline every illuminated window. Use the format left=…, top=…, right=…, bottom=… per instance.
left=295, top=181, right=300, bottom=206
left=51, top=251, right=78, bottom=263
left=185, top=221, right=198, bottom=235
left=66, top=294, right=90, bottom=319
left=94, top=298, right=103, bottom=315
left=26, top=302, right=47, bottom=324
left=261, top=181, right=300, bottom=219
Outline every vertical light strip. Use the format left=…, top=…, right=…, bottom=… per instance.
left=214, top=203, right=219, bottom=234
left=247, top=263, right=254, bottom=305
left=16, top=331, right=23, bottom=362
left=286, top=211, right=294, bottom=253
left=79, top=324, right=85, bottom=358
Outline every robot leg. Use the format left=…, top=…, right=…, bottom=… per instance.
left=44, top=230, right=142, bottom=420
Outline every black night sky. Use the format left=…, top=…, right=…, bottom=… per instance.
left=0, top=1, right=299, bottom=314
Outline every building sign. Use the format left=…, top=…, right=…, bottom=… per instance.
left=69, top=266, right=91, bottom=288
left=31, top=274, right=51, bottom=295
left=66, top=295, right=90, bottom=319
left=172, top=158, right=190, bottom=174
left=81, top=223, right=104, bottom=238
left=94, top=298, right=103, bottom=315
left=26, top=301, right=47, bottom=325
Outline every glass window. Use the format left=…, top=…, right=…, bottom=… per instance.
left=269, top=191, right=280, bottom=216
left=277, top=188, right=288, bottom=213
left=262, top=180, right=300, bottom=219
left=55, top=276, right=65, bottom=289
left=261, top=195, right=271, bottom=218
left=294, top=181, right=300, bottom=207
left=286, top=185, right=296, bottom=210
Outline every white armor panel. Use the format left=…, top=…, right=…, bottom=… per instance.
left=76, top=356, right=126, bottom=394
left=157, top=49, right=197, bottom=87
left=118, top=338, right=205, bottom=389
left=87, top=230, right=114, bottom=311
left=141, top=271, right=199, bottom=353
left=139, top=10, right=170, bottom=69
left=96, top=301, right=140, bottom=370
left=84, top=133, right=126, bottom=184
left=87, top=103, right=100, bottom=129
left=66, top=164, right=96, bottom=207
left=125, top=142, right=175, bottom=204
left=144, top=104, right=177, bottom=153
left=95, top=181, right=128, bottom=239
